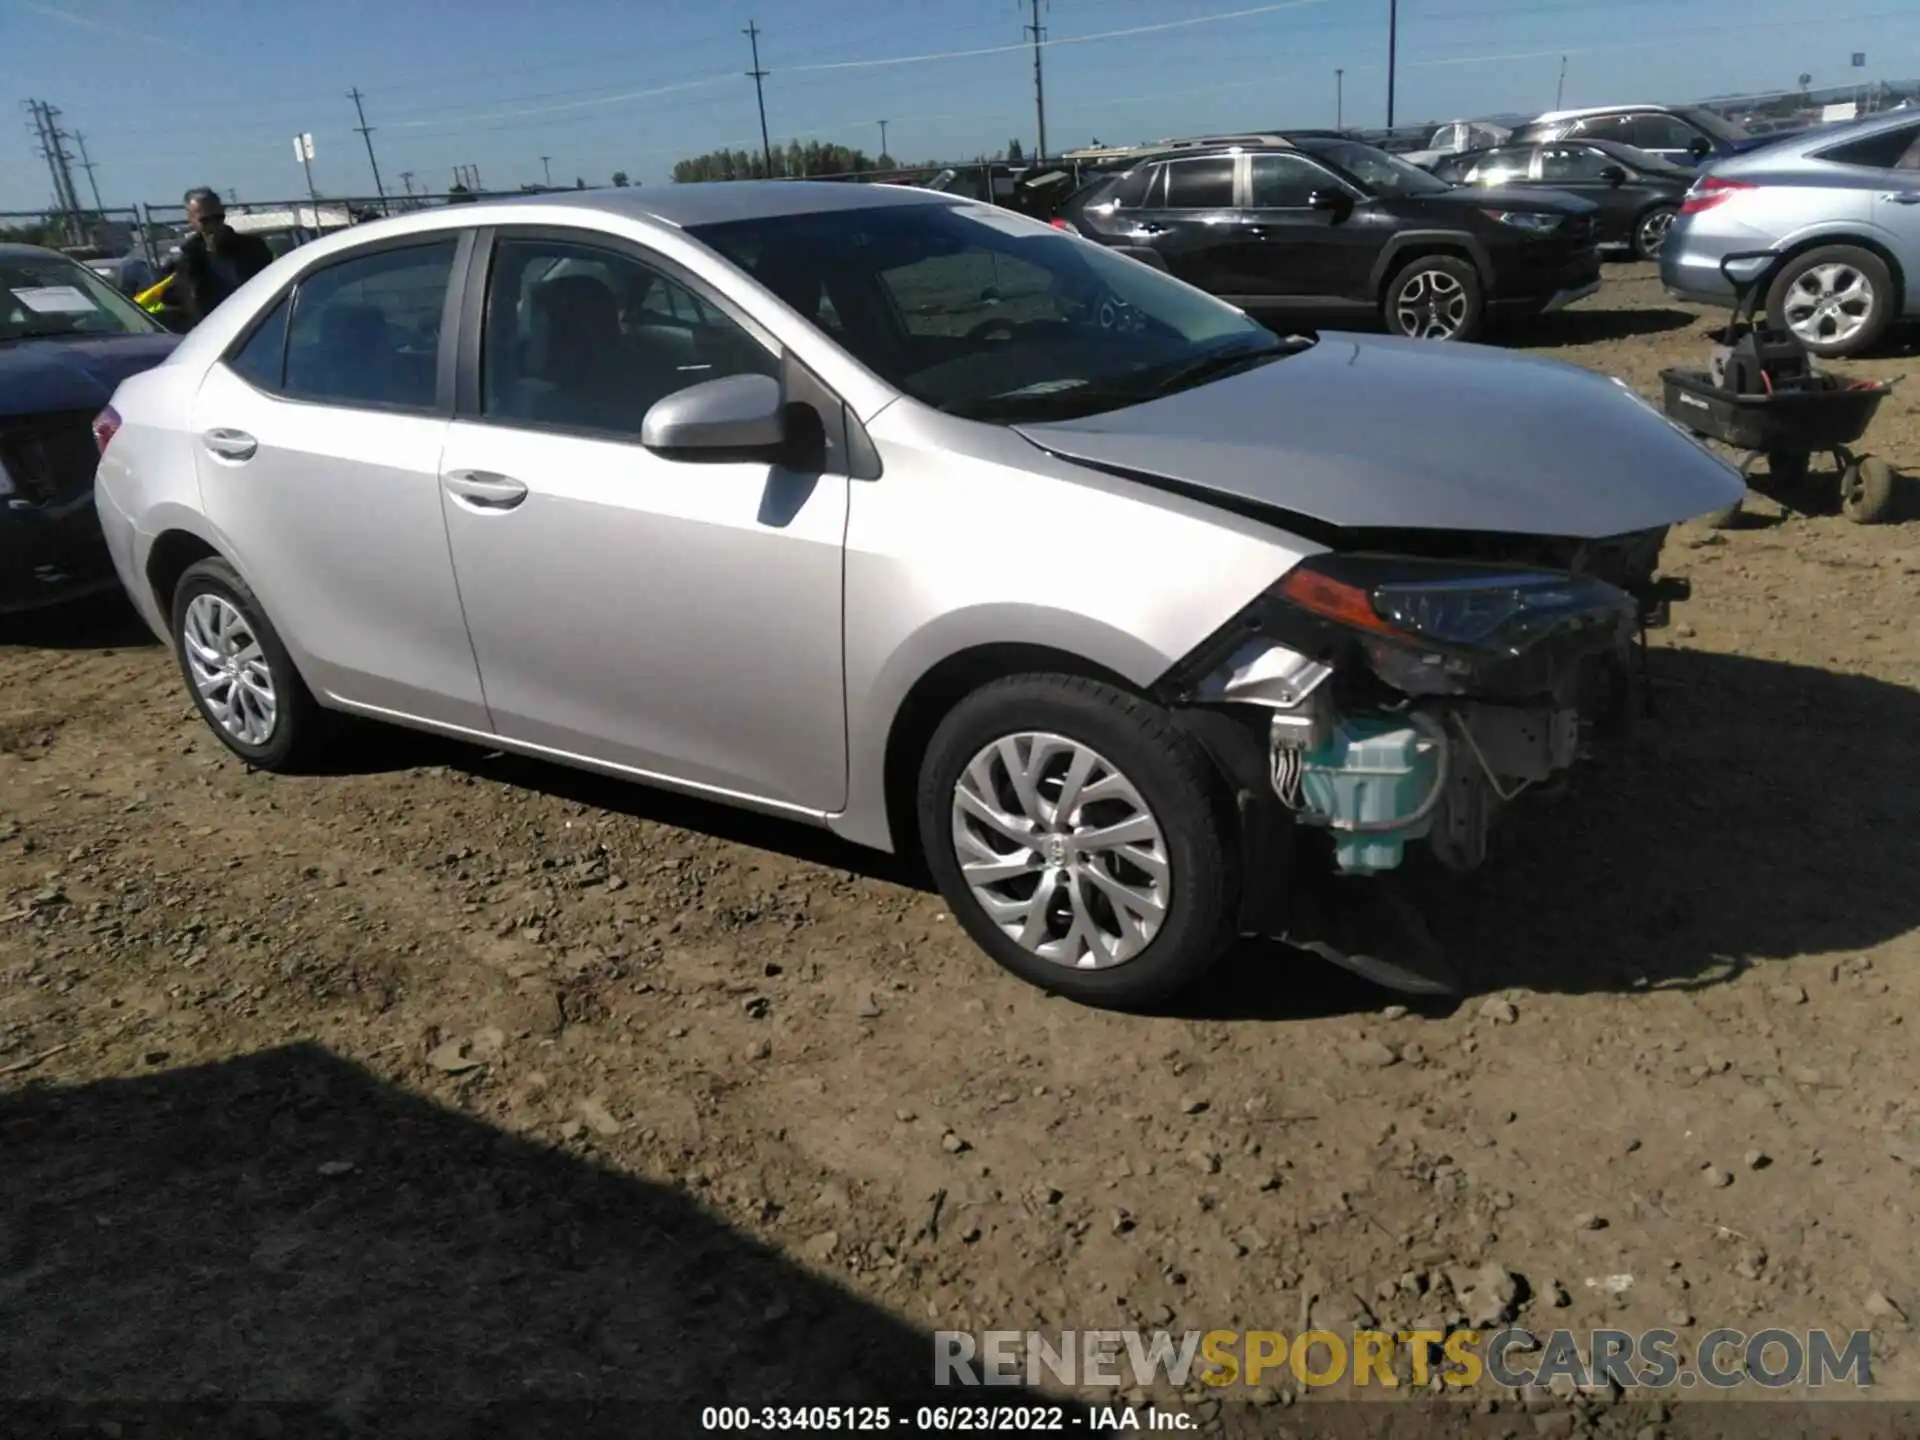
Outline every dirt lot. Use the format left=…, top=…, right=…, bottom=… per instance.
left=3, top=263, right=1919, bottom=1437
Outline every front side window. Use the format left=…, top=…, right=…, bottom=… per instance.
left=480, top=236, right=777, bottom=435
left=1299, top=139, right=1452, bottom=196
left=1538, top=145, right=1614, bottom=182
left=1569, top=115, right=1636, bottom=145
left=282, top=239, right=455, bottom=410
left=1, top=253, right=161, bottom=340
left=1249, top=153, right=1333, bottom=207
left=689, top=200, right=1288, bottom=424
left=1161, top=157, right=1236, bottom=209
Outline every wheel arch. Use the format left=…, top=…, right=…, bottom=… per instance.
left=1369, top=231, right=1493, bottom=294
left=878, top=642, right=1142, bottom=871
left=144, top=527, right=224, bottom=622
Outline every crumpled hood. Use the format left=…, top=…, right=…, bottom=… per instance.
left=1015, top=333, right=1743, bottom=538
left=0, top=333, right=179, bottom=420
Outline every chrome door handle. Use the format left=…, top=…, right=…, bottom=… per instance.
left=1881, top=192, right=1920, bottom=204
left=201, top=428, right=257, bottom=461
left=443, top=470, right=528, bottom=510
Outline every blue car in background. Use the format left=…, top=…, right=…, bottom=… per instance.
left=1, top=243, right=178, bottom=615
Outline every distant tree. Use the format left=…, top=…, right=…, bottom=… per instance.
left=670, top=139, right=875, bottom=182
left=447, top=182, right=476, bottom=204
left=575, top=176, right=586, bottom=189
left=611, top=170, right=631, bottom=187
left=1007, top=138, right=1025, bottom=161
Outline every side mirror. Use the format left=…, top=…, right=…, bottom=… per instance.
left=640, top=372, right=786, bottom=454
left=1308, top=189, right=1352, bottom=218
left=1688, top=136, right=1713, bottom=159
left=1599, top=164, right=1629, bottom=186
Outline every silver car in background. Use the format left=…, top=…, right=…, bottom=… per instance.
left=92, top=184, right=1738, bottom=1008
left=1662, top=109, right=1920, bottom=357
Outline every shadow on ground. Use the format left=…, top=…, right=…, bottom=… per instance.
left=1509, top=304, right=1699, bottom=346
left=0, top=1044, right=1070, bottom=1438
left=0, top=590, right=159, bottom=653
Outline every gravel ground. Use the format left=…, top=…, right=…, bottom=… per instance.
left=2, top=263, right=1918, bottom=1438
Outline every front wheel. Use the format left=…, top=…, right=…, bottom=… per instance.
left=1384, top=255, right=1484, bottom=342
left=916, top=675, right=1239, bottom=1008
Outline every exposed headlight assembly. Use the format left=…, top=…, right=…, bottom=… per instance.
left=1481, top=210, right=1563, bottom=233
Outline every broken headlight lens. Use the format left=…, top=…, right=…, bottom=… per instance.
left=1278, top=555, right=1636, bottom=656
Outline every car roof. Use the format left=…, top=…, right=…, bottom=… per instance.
left=1526, top=104, right=1688, bottom=124
left=0, top=242, right=76, bottom=262
left=469, top=180, right=960, bottom=230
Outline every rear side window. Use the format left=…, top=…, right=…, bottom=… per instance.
left=1097, top=167, right=1153, bottom=208
left=1538, top=145, right=1614, bottom=182
left=1819, top=122, right=1920, bottom=170
left=1462, top=147, right=1535, bottom=184
left=1631, top=114, right=1700, bottom=151
left=228, top=295, right=291, bottom=390
left=1162, top=157, right=1235, bottom=209
left=1569, top=115, right=1636, bottom=145
left=282, top=239, right=456, bottom=412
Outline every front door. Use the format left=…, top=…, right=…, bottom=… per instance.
left=190, top=234, right=489, bottom=729
left=435, top=229, right=849, bottom=813
left=1224, top=151, right=1370, bottom=303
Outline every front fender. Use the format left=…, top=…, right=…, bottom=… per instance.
left=1369, top=230, right=1495, bottom=293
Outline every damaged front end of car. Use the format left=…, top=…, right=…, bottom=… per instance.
left=1159, top=527, right=1688, bottom=994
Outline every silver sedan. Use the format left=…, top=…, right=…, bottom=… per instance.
left=93, top=182, right=1738, bottom=1006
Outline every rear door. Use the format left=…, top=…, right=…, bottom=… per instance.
left=189, top=232, right=489, bottom=729
left=1866, top=122, right=1920, bottom=295
left=1535, top=144, right=1643, bottom=244
left=1123, top=156, right=1241, bottom=293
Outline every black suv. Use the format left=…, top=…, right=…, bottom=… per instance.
left=1432, top=139, right=1694, bottom=259
left=1505, top=105, right=1803, bottom=168
left=1055, top=136, right=1600, bottom=342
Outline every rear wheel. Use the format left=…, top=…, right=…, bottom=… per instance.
left=1384, top=255, right=1484, bottom=342
left=916, top=675, right=1238, bottom=1009
left=170, top=557, right=324, bottom=772
left=1632, top=205, right=1678, bottom=261
left=1766, top=245, right=1894, bottom=358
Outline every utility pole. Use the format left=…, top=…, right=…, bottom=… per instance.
left=540, top=155, right=552, bottom=187
left=347, top=87, right=388, bottom=203
left=1385, top=0, right=1399, bottom=130
left=1555, top=54, right=1567, bottom=110
left=878, top=118, right=889, bottom=159
left=73, top=131, right=105, bottom=213
left=743, top=21, right=773, bottom=176
left=1025, top=0, right=1049, bottom=161
left=26, top=101, right=86, bottom=242
left=1335, top=69, right=1344, bottom=130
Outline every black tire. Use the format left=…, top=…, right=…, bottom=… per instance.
left=1765, top=245, right=1894, bottom=359
left=1384, top=254, right=1484, bottom=342
left=916, top=674, right=1239, bottom=1009
left=1840, top=455, right=1899, bottom=525
left=169, top=556, right=324, bottom=772
left=1632, top=204, right=1678, bottom=261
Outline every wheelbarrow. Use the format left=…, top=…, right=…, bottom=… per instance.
left=1660, top=251, right=1900, bottom=526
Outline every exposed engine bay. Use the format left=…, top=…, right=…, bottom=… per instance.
left=1160, top=525, right=1687, bottom=993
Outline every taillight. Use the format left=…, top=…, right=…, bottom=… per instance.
left=91, top=403, right=122, bottom=453
left=1050, top=217, right=1075, bottom=231
left=91, top=404, right=123, bottom=455
left=1680, top=176, right=1754, bottom=214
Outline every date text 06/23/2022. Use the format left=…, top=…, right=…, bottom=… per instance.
left=699, top=1404, right=1195, bottom=1432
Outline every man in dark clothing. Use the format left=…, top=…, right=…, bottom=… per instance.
left=156, top=187, right=274, bottom=331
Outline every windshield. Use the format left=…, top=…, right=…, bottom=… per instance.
left=1, top=251, right=160, bottom=341
left=687, top=201, right=1295, bottom=422
left=1296, top=139, right=1454, bottom=196
left=1678, top=107, right=1751, bottom=143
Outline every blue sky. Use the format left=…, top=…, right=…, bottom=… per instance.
left=4, top=0, right=1918, bottom=212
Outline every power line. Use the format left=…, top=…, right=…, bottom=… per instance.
left=744, top=21, right=774, bottom=175
left=348, top=87, right=388, bottom=201
left=1026, top=0, right=1049, bottom=161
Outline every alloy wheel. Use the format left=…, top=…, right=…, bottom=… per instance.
left=949, top=732, right=1170, bottom=970
left=1394, top=269, right=1469, bottom=340
left=1782, top=263, right=1875, bottom=349
left=1637, top=209, right=1675, bottom=257
left=181, top=593, right=278, bottom=746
